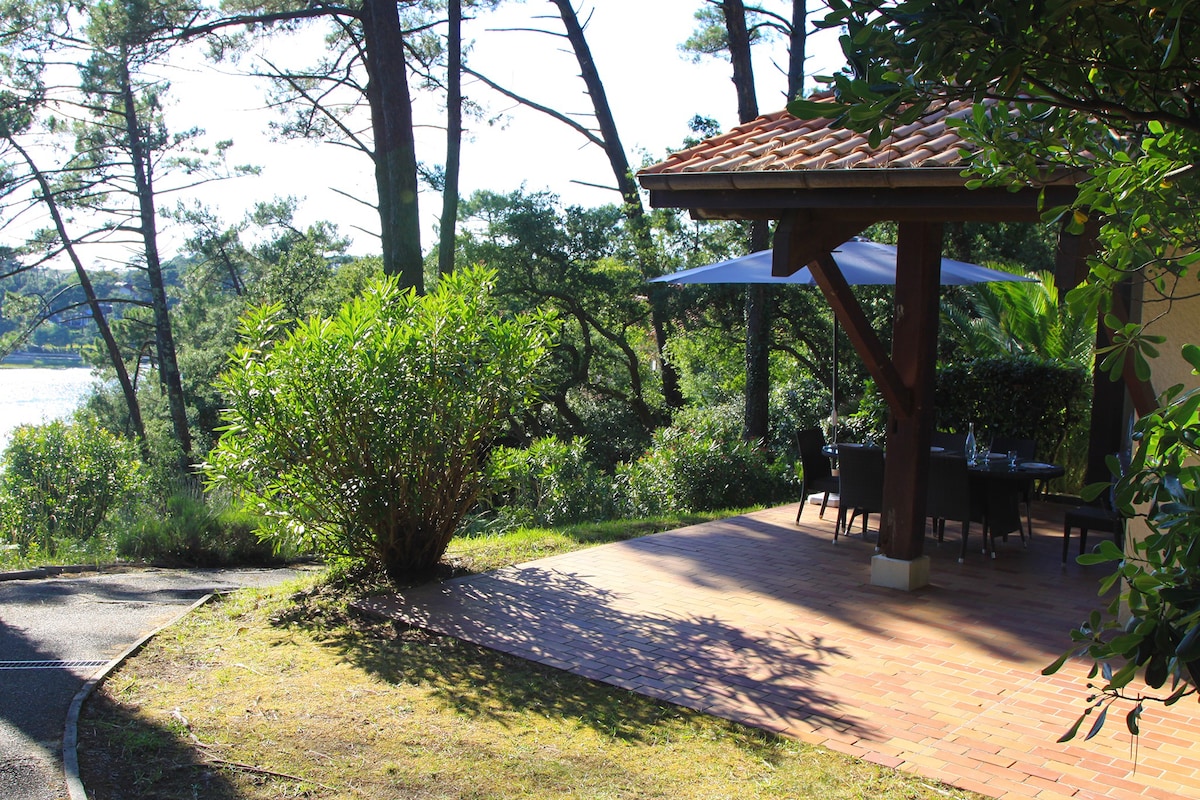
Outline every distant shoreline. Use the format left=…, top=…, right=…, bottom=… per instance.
left=0, top=352, right=86, bottom=368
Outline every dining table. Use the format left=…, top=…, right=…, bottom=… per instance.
left=822, top=442, right=1065, bottom=555
left=823, top=442, right=1064, bottom=480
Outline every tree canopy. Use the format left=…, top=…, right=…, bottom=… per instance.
left=787, top=0, right=1200, bottom=738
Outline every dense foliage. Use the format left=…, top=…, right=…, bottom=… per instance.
left=1047, top=345, right=1200, bottom=739
left=0, top=416, right=142, bottom=555
left=485, top=436, right=614, bottom=528
left=616, top=404, right=795, bottom=517
left=204, top=267, right=556, bottom=583
left=935, top=356, right=1089, bottom=468
left=792, top=0, right=1200, bottom=736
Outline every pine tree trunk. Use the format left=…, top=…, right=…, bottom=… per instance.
left=744, top=222, right=772, bottom=441
left=120, top=56, right=191, bottom=463
left=787, top=0, right=807, bottom=100
left=551, top=0, right=683, bottom=409
left=720, top=1, right=772, bottom=440
left=12, top=140, right=147, bottom=450
left=437, top=0, right=463, bottom=277
left=361, top=0, right=423, bottom=292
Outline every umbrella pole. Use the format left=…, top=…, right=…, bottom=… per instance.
left=831, top=316, right=839, bottom=444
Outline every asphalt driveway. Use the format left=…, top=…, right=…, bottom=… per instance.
left=0, top=566, right=315, bottom=800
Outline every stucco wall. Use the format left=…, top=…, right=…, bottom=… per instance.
left=1119, top=284, right=1199, bottom=620
left=1140, top=289, right=1200, bottom=395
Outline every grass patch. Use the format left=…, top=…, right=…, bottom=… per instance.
left=78, top=512, right=983, bottom=799
left=446, top=512, right=734, bottom=574
left=79, top=576, right=980, bottom=799
left=0, top=534, right=120, bottom=572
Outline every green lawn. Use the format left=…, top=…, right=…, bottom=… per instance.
left=78, top=514, right=983, bottom=800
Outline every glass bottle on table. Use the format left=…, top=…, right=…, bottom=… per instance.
left=965, top=422, right=977, bottom=465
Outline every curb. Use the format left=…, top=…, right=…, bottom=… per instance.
left=2, top=557, right=321, bottom=583
left=62, top=592, right=218, bottom=800
left=0, top=564, right=123, bottom=583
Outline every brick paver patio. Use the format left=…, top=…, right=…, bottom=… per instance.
left=359, top=502, right=1200, bottom=800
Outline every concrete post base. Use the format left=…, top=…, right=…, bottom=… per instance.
left=870, top=553, right=931, bottom=591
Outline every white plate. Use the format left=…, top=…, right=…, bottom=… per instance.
left=1021, top=462, right=1053, bottom=469
left=930, top=446, right=945, bottom=453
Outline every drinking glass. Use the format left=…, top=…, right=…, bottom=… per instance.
left=1008, top=449, right=1019, bottom=470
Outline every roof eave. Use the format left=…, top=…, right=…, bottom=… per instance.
left=636, top=167, right=1080, bottom=193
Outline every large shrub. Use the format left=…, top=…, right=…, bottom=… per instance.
left=485, top=436, right=613, bottom=527
left=0, top=416, right=143, bottom=554
left=204, top=267, right=556, bottom=584
left=617, top=407, right=793, bottom=516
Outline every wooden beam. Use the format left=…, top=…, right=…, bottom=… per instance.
left=648, top=185, right=1078, bottom=221
left=773, top=212, right=868, bottom=276
left=1053, top=216, right=1100, bottom=295
left=879, top=222, right=944, bottom=562
left=807, top=251, right=912, bottom=417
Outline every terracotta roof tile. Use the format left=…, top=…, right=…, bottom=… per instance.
left=638, top=94, right=980, bottom=181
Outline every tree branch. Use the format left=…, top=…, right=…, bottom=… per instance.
left=462, top=66, right=603, bottom=148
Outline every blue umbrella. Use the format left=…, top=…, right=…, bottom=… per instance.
left=650, top=240, right=1035, bottom=440
left=649, top=239, right=1036, bottom=286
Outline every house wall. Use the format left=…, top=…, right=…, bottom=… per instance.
left=1119, top=285, right=1199, bottom=622
left=1141, top=289, right=1200, bottom=394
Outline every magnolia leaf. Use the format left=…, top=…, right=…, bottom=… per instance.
left=1126, top=704, right=1143, bottom=736
left=1184, top=343, right=1200, bottom=372
left=1105, top=633, right=1142, bottom=655
left=1057, top=708, right=1090, bottom=743
left=1134, top=351, right=1152, bottom=381
left=1043, top=650, right=1071, bottom=675
left=1177, top=623, right=1200, bottom=662
left=787, top=98, right=846, bottom=120
left=1084, top=705, right=1109, bottom=740
left=1108, top=660, right=1139, bottom=690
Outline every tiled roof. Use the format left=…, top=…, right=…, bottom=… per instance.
left=638, top=95, right=980, bottom=190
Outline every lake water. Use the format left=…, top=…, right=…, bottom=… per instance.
left=0, top=367, right=97, bottom=452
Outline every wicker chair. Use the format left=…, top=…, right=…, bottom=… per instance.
left=795, top=427, right=839, bottom=524
left=834, top=445, right=884, bottom=544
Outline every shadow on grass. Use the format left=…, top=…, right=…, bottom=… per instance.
left=78, top=691, right=243, bottom=800
left=279, top=563, right=861, bottom=747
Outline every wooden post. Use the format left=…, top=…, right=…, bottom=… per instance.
left=879, top=221, right=944, bottom=563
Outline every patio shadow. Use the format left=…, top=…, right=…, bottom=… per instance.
left=352, top=504, right=1200, bottom=800
left=359, top=564, right=869, bottom=741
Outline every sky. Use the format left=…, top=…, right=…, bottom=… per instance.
left=57, top=1, right=848, bottom=262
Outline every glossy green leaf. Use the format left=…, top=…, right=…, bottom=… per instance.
left=1126, top=703, right=1143, bottom=736
left=1084, top=705, right=1108, bottom=740
left=1043, top=650, right=1071, bottom=675
left=1057, top=708, right=1089, bottom=743
left=1177, top=623, right=1200, bottom=661
left=1184, top=344, right=1200, bottom=372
